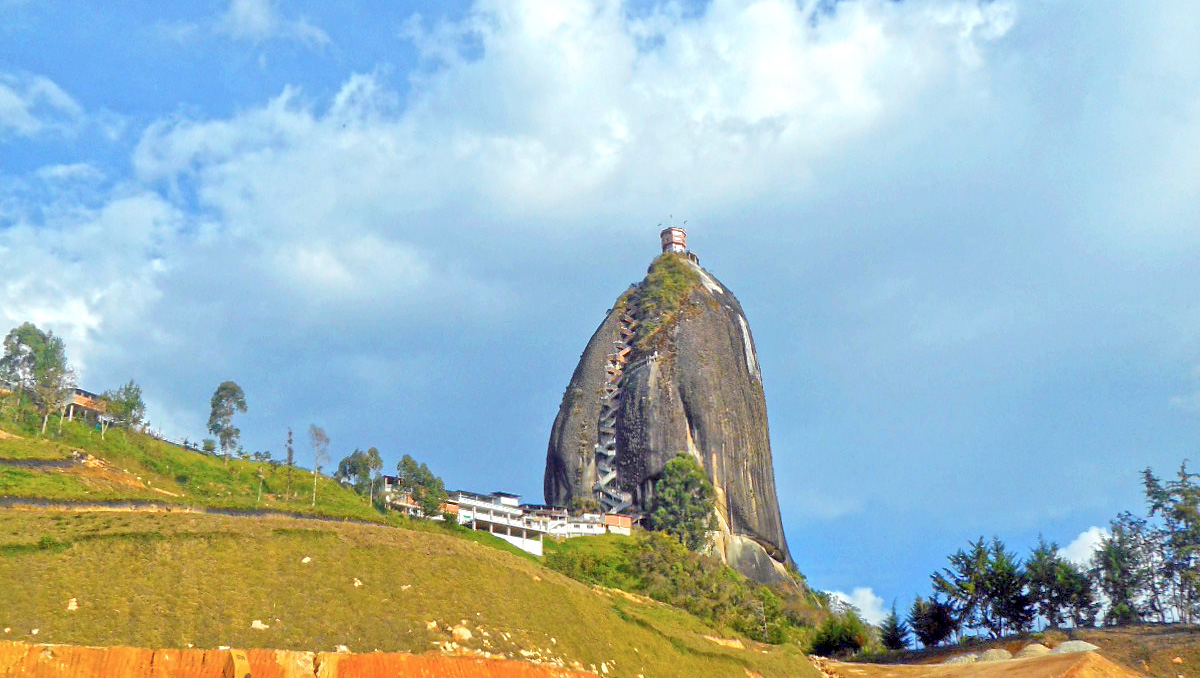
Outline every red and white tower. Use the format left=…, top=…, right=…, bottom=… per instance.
left=660, top=225, right=687, bottom=254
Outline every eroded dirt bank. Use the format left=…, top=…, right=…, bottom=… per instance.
left=0, top=641, right=601, bottom=678
left=812, top=652, right=1146, bottom=678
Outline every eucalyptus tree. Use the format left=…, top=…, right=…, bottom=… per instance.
left=207, top=381, right=247, bottom=463
left=1, top=323, right=76, bottom=435
left=309, top=424, right=329, bottom=507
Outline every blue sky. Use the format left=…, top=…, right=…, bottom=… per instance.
left=4, top=0, right=1200, bottom=623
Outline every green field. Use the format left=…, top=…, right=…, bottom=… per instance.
left=0, top=509, right=817, bottom=678
left=0, top=416, right=392, bottom=522
left=0, top=413, right=823, bottom=676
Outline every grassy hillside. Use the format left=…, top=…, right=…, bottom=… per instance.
left=0, top=510, right=818, bottom=678
left=0, top=415, right=390, bottom=522
left=0, top=409, right=824, bottom=676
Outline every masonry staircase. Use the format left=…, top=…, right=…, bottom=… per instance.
left=593, top=303, right=637, bottom=513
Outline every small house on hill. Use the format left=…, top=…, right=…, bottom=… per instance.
left=66, top=389, right=107, bottom=423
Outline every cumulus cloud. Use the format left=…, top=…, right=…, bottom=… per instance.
left=0, top=190, right=179, bottom=374
left=7, top=0, right=1198, bottom=543
left=0, top=72, right=83, bottom=139
left=0, top=0, right=1025, bottom=446
left=831, top=587, right=888, bottom=625
left=1060, top=526, right=1108, bottom=567
left=385, top=0, right=1016, bottom=218
left=216, top=0, right=330, bottom=47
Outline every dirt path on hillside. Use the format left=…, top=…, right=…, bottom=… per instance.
left=0, top=498, right=386, bottom=528
left=0, top=641, right=601, bottom=678
left=813, top=653, right=1146, bottom=678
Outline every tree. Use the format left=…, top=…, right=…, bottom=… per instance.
left=648, top=453, right=717, bottom=551
left=908, top=596, right=955, bottom=648
left=1, top=322, right=42, bottom=394
left=1143, top=464, right=1200, bottom=622
left=396, top=454, right=447, bottom=517
left=2, top=323, right=76, bottom=435
left=285, top=428, right=295, bottom=499
left=207, top=381, right=247, bottom=463
left=1027, top=536, right=1069, bottom=629
left=367, top=446, right=383, bottom=506
left=101, top=379, right=146, bottom=435
left=309, top=424, right=329, bottom=507
left=984, top=537, right=1033, bottom=637
left=1062, top=561, right=1098, bottom=627
left=931, top=537, right=989, bottom=637
left=335, top=449, right=372, bottom=494
left=202, top=438, right=217, bottom=454
left=1092, top=513, right=1147, bottom=625
left=879, top=601, right=911, bottom=650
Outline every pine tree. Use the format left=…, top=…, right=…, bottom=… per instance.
left=879, top=601, right=910, bottom=650
left=909, top=596, right=954, bottom=648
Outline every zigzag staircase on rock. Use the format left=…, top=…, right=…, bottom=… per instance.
left=593, top=300, right=637, bottom=513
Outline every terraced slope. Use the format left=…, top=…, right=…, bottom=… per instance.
left=0, top=419, right=383, bottom=523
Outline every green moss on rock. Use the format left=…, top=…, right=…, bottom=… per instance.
left=634, top=253, right=701, bottom=350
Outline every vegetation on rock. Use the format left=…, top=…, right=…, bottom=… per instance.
left=632, top=253, right=701, bottom=350
left=544, top=532, right=823, bottom=646
left=649, top=453, right=717, bottom=551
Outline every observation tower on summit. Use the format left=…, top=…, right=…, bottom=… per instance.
left=660, top=225, right=687, bottom=253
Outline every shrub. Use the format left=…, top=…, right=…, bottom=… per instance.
left=810, top=611, right=870, bottom=658
left=546, top=531, right=821, bottom=644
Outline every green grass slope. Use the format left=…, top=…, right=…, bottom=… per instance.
left=0, top=510, right=817, bottom=678
left=0, top=416, right=388, bottom=522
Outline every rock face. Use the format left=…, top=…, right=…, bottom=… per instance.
left=544, top=252, right=793, bottom=582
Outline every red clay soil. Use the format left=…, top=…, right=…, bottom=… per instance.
left=0, top=642, right=601, bottom=678
left=815, top=653, right=1148, bottom=678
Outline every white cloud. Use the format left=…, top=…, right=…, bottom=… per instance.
left=0, top=71, right=83, bottom=139
left=831, top=587, right=888, bottom=625
left=216, top=0, right=330, bottom=47
left=35, top=163, right=104, bottom=183
left=1059, top=526, right=1108, bottom=567
left=0, top=192, right=179, bottom=375
left=0, top=0, right=1024, bottom=442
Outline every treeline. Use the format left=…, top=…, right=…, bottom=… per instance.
left=1, top=322, right=145, bottom=435
left=891, top=460, right=1200, bottom=651
left=2, top=321, right=448, bottom=515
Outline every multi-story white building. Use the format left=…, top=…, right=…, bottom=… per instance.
left=452, top=491, right=635, bottom=556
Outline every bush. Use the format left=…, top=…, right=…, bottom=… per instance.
left=546, top=531, right=821, bottom=644
left=810, top=611, right=870, bottom=658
